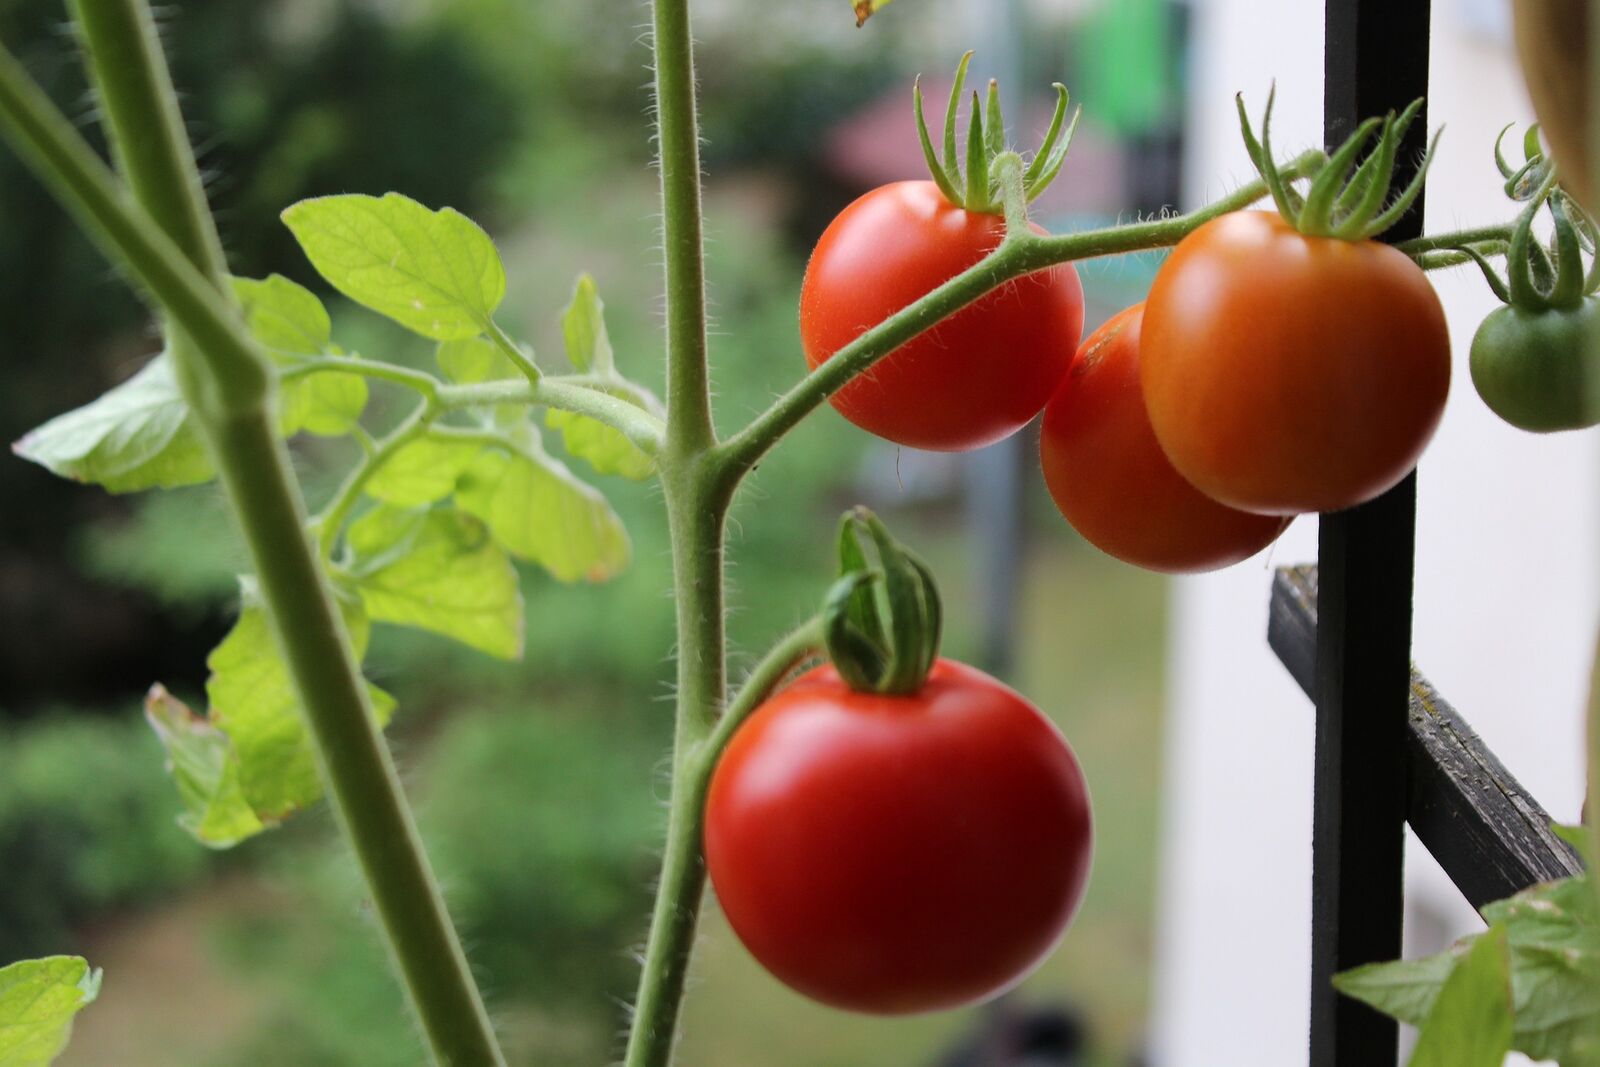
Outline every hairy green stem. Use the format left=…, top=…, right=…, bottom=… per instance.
left=280, top=354, right=442, bottom=398
left=652, top=0, right=716, bottom=454
left=277, top=354, right=666, bottom=456
left=1395, top=223, right=1515, bottom=256
left=624, top=2, right=725, bottom=1064
left=441, top=379, right=665, bottom=454
left=0, top=41, right=264, bottom=409
left=702, top=617, right=825, bottom=762
left=3, top=8, right=505, bottom=1063
left=627, top=608, right=822, bottom=1067
left=314, top=402, right=435, bottom=561
left=714, top=148, right=1327, bottom=480
left=207, top=412, right=504, bottom=1067
left=487, top=318, right=541, bottom=383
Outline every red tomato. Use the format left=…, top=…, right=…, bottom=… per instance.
left=704, top=659, right=1093, bottom=1014
left=1141, top=211, right=1451, bottom=514
left=1040, top=304, right=1291, bottom=573
left=800, top=180, right=1085, bottom=451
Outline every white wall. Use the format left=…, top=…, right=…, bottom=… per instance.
left=1149, top=1, right=1600, bottom=1064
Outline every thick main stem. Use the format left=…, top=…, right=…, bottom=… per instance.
left=652, top=0, right=715, bottom=453
left=625, top=2, right=726, bottom=1064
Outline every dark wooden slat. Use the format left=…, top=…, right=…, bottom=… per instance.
left=1313, top=3, right=1432, bottom=1063
left=1270, top=564, right=1585, bottom=909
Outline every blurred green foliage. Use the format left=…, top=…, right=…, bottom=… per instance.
left=0, top=714, right=209, bottom=964
left=206, top=696, right=667, bottom=1065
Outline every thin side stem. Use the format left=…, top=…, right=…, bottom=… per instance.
left=715, top=148, right=1327, bottom=481
left=277, top=354, right=667, bottom=455
left=626, top=613, right=823, bottom=1067
left=1394, top=224, right=1515, bottom=257
left=314, top=401, right=435, bottom=561
left=279, top=354, right=442, bottom=398
left=437, top=379, right=666, bottom=455
left=487, top=318, right=541, bottom=383
left=701, top=617, right=825, bottom=762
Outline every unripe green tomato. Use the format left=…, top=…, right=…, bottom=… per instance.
left=1469, top=297, right=1600, bottom=433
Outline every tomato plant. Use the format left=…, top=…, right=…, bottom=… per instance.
left=706, top=656, right=1091, bottom=1013
left=0, top=3, right=1558, bottom=1061
left=801, top=179, right=1083, bottom=451
left=1040, top=303, right=1290, bottom=573
left=797, top=55, right=1085, bottom=452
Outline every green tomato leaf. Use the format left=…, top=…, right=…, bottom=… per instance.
left=232, top=273, right=367, bottom=436
left=455, top=439, right=630, bottom=582
left=1338, top=873, right=1600, bottom=1064
left=281, top=193, right=506, bottom=341
left=12, top=354, right=213, bottom=493
left=0, top=956, right=101, bottom=1067
left=1554, top=823, right=1595, bottom=867
left=232, top=274, right=331, bottom=355
left=365, top=436, right=484, bottom=508
left=1407, top=925, right=1513, bottom=1067
left=436, top=337, right=518, bottom=384
left=347, top=505, right=523, bottom=660
left=144, top=684, right=264, bottom=849
left=280, top=368, right=368, bottom=438
left=1484, top=874, right=1600, bottom=1061
left=560, top=273, right=614, bottom=375
left=1335, top=951, right=1458, bottom=1028
left=206, top=585, right=394, bottom=825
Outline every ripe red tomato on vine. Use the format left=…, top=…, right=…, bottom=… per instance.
left=705, top=658, right=1093, bottom=1015
left=1040, top=304, right=1291, bottom=573
left=800, top=179, right=1084, bottom=451
left=798, top=55, right=1088, bottom=452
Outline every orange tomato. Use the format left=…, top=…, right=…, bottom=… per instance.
left=1141, top=211, right=1450, bottom=514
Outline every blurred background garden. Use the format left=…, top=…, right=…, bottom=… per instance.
left=0, top=1, right=1177, bottom=1063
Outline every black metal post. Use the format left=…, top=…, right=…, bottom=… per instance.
left=1311, top=3, right=1430, bottom=1065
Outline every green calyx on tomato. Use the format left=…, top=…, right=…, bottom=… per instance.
left=823, top=507, right=942, bottom=696
left=1236, top=85, right=1440, bottom=240
left=912, top=50, right=1080, bottom=215
left=1462, top=156, right=1600, bottom=432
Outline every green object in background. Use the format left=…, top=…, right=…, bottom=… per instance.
left=1076, top=0, right=1174, bottom=136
